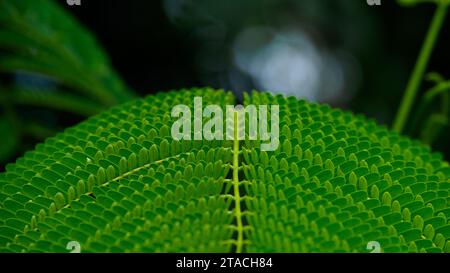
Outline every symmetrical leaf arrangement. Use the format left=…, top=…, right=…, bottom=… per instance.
left=0, top=89, right=449, bottom=253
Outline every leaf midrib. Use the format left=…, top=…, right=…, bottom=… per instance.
left=232, top=111, right=244, bottom=253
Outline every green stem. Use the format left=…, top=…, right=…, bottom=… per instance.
left=392, top=3, right=448, bottom=133
left=232, top=111, right=244, bottom=253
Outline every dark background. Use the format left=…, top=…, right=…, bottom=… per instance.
left=1, top=0, right=450, bottom=168
left=63, top=0, right=450, bottom=115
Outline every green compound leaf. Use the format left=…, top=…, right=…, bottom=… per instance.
left=0, top=88, right=449, bottom=253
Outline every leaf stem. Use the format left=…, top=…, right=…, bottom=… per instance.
left=232, top=111, right=244, bottom=253
left=392, top=3, right=448, bottom=133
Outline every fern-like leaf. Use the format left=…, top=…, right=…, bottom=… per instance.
left=0, top=89, right=449, bottom=253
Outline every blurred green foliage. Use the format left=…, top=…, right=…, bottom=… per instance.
left=0, top=0, right=135, bottom=166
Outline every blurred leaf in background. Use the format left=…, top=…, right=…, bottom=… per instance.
left=0, top=0, right=135, bottom=169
